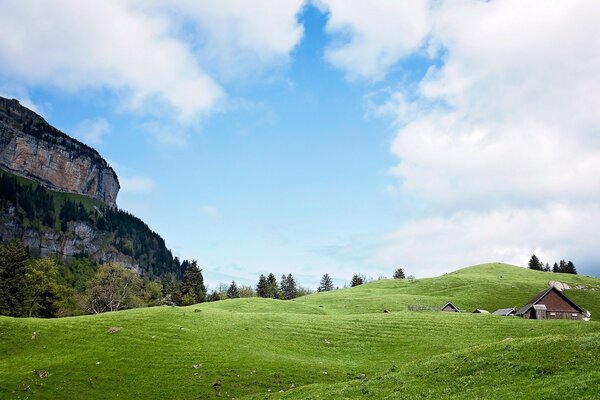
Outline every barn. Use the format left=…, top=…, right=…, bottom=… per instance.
left=515, top=286, right=584, bottom=320
left=493, top=307, right=516, bottom=316
left=441, top=302, right=461, bottom=312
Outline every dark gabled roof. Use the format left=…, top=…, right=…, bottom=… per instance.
left=515, top=286, right=584, bottom=315
left=473, top=309, right=490, bottom=314
left=441, top=302, right=460, bottom=311
left=493, top=307, right=516, bottom=316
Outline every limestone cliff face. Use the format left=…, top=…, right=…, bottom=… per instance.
left=0, top=205, right=138, bottom=269
left=0, top=97, right=119, bottom=207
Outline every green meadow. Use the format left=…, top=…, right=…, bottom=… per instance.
left=1, top=263, right=599, bottom=399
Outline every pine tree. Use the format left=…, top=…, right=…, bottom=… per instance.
left=256, top=274, right=269, bottom=298
left=552, top=262, right=559, bottom=273
left=181, top=261, right=205, bottom=303
left=528, top=254, right=542, bottom=270
left=0, top=240, right=30, bottom=317
left=543, top=263, right=550, bottom=272
left=161, top=274, right=182, bottom=305
left=227, top=281, right=240, bottom=299
left=559, top=259, right=567, bottom=273
left=280, top=273, right=297, bottom=300
left=317, top=274, right=334, bottom=292
left=207, top=290, right=221, bottom=302
left=279, top=274, right=288, bottom=299
left=350, top=274, right=365, bottom=287
left=266, top=273, right=279, bottom=299
left=566, top=261, right=577, bottom=275
left=393, top=268, right=406, bottom=279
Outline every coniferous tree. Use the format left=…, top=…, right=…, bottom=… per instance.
left=559, top=259, right=567, bottom=273
left=256, top=274, right=269, bottom=298
left=350, top=274, right=365, bottom=287
left=181, top=261, right=205, bottom=303
left=566, top=261, right=577, bottom=275
left=393, top=268, right=406, bottom=279
left=0, top=240, right=30, bottom=317
left=227, top=281, right=240, bottom=299
left=280, top=273, right=297, bottom=300
left=552, top=262, right=559, bottom=273
left=207, top=290, right=221, bottom=302
left=266, top=273, right=279, bottom=299
left=161, top=274, right=182, bottom=305
left=528, top=254, right=542, bottom=270
left=543, top=263, right=550, bottom=272
left=317, top=273, right=334, bottom=292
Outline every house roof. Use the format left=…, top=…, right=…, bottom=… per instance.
left=515, top=286, right=584, bottom=315
left=473, top=309, right=490, bottom=314
left=492, top=307, right=516, bottom=316
left=441, top=302, right=460, bottom=311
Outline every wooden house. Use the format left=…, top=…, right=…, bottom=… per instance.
left=441, top=302, right=461, bottom=312
left=515, top=287, right=584, bottom=320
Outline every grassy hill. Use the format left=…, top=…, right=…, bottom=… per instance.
left=1, top=263, right=599, bottom=399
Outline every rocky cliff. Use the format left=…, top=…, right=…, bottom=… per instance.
left=0, top=96, right=119, bottom=207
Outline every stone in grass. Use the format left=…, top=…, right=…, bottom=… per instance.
left=192, top=364, right=203, bottom=369
left=32, top=331, right=38, bottom=340
left=212, top=381, right=222, bottom=396
left=107, top=327, right=121, bottom=334
left=33, top=370, right=49, bottom=379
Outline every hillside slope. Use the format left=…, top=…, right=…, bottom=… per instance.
left=1, top=264, right=599, bottom=399
left=296, top=263, right=600, bottom=318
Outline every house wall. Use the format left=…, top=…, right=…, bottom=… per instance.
left=522, top=290, right=582, bottom=320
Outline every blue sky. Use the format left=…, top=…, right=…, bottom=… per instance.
left=1, top=1, right=600, bottom=288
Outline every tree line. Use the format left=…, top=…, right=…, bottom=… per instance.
left=528, top=254, right=577, bottom=274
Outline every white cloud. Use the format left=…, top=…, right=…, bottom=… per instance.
left=322, top=1, right=600, bottom=275
left=74, top=118, right=110, bottom=146
left=315, top=0, right=430, bottom=80
left=374, top=203, right=600, bottom=277
left=0, top=0, right=307, bottom=123
left=120, top=176, right=157, bottom=194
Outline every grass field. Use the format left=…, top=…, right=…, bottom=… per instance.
left=1, top=264, right=599, bottom=399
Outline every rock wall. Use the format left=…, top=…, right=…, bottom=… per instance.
left=0, top=97, right=119, bottom=206
left=0, top=205, right=137, bottom=269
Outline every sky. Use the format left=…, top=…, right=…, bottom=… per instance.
left=1, top=0, right=600, bottom=289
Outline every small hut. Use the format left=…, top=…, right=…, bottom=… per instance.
left=492, top=307, right=516, bottom=316
left=515, top=287, right=585, bottom=320
left=441, top=302, right=461, bottom=312
left=473, top=309, right=490, bottom=314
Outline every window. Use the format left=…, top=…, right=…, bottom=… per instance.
left=549, top=312, right=556, bottom=316
left=572, top=313, right=578, bottom=317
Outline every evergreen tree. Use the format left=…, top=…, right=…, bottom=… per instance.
left=528, top=254, right=542, bottom=270
left=393, top=268, right=406, bottom=279
left=566, top=261, right=577, bottom=275
left=552, top=262, right=559, bottom=273
left=559, top=259, right=567, bottom=273
left=227, top=281, right=240, bottom=299
left=161, top=274, right=182, bottom=305
left=181, top=261, right=205, bottom=303
left=543, top=263, right=550, bottom=272
left=256, top=274, right=269, bottom=298
left=317, top=273, right=334, bottom=292
left=0, top=240, right=30, bottom=317
left=266, top=273, right=279, bottom=299
left=280, top=274, right=288, bottom=299
left=207, top=290, right=221, bottom=302
left=280, top=273, right=297, bottom=300
left=350, top=274, right=365, bottom=287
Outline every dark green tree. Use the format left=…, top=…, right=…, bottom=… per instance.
left=280, top=273, right=297, bottom=300
left=266, top=273, right=279, bottom=299
left=207, top=290, right=221, bottom=302
left=0, top=240, right=30, bottom=317
left=552, top=262, right=559, bottom=273
left=317, top=273, right=334, bottom=292
left=566, top=261, right=577, bottom=274
left=350, top=274, right=365, bottom=287
left=181, top=261, right=205, bottom=303
left=161, top=274, right=182, bottom=305
left=256, top=274, right=269, bottom=298
left=528, top=254, right=542, bottom=270
left=227, top=281, right=240, bottom=299
left=393, top=268, right=406, bottom=279
left=559, top=259, right=567, bottom=273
